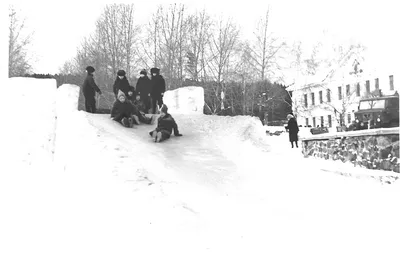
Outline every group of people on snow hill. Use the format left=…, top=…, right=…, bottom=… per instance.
left=82, top=65, right=182, bottom=143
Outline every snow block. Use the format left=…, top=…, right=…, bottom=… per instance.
left=56, top=84, right=80, bottom=116
left=0, top=77, right=57, bottom=168
left=163, top=86, right=204, bottom=115
left=54, top=84, right=82, bottom=170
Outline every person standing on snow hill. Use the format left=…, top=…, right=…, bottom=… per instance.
left=286, top=113, right=299, bottom=148
left=150, top=67, right=165, bottom=114
left=113, top=70, right=134, bottom=101
left=110, top=90, right=138, bottom=127
left=135, top=69, right=152, bottom=113
left=149, top=104, right=182, bottom=143
left=82, top=66, right=102, bottom=113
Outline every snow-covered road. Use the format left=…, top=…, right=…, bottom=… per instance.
left=1, top=81, right=399, bottom=262
left=65, top=112, right=400, bottom=262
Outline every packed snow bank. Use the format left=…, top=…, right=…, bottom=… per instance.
left=56, top=84, right=80, bottom=115
left=163, top=86, right=204, bottom=114
left=54, top=84, right=93, bottom=171
left=0, top=77, right=57, bottom=169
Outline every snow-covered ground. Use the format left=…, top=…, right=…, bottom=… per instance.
left=1, top=79, right=399, bottom=262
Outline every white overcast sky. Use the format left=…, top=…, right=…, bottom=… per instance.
left=6, top=0, right=398, bottom=74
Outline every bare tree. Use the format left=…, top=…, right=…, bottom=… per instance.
left=8, top=6, right=33, bottom=77
left=185, top=9, right=212, bottom=82
left=156, top=3, right=187, bottom=89
left=207, top=16, right=240, bottom=112
left=68, top=3, right=140, bottom=90
left=58, top=60, right=76, bottom=75
left=248, top=9, right=286, bottom=81
left=119, top=4, right=140, bottom=79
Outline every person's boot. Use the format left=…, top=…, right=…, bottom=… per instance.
left=291, top=142, right=294, bottom=148
left=132, top=115, right=140, bottom=125
left=156, top=132, right=163, bottom=143
left=128, top=117, right=134, bottom=128
left=296, top=142, right=298, bottom=148
left=151, top=131, right=157, bottom=142
left=150, top=115, right=157, bottom=124
left=121, top=117, right=130, bottom=127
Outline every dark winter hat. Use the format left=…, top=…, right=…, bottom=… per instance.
left=160, top=104, right=168, bottom=113
left=117, top=70, right=126, bottom=77
left=86, top=66, right=95, bottom=73
left=150, top=67, right=160, bottom=74
left=140, top=69, right=147, bottom=75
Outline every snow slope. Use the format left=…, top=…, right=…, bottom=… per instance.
left=1, top=81, right=400, bottom=262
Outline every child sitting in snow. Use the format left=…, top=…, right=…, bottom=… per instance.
left=149, top=104, right=182, bottom=143
left=110, top=90, right=139, bottom=127
left=132, top=94, right=155, bottom=124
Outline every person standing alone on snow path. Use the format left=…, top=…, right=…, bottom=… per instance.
left=150, top=67, right=165, bottom=114
left=149, top=104, right=182, bottom=143
left=135, top=69, right=152, bottom=113
left=113, top=70, right=134, bottom=101
left=286, top=114, right=299, bottom=148
left=82, top=66, right=102, bottom=113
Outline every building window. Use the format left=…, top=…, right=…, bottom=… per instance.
left=347, top=113, right=351, bottom=124
left=375, top=78, right=379, bottom=90
left=327, top=89, right=331, bottom=102
left=311, top=93, right=315, bottom=105
left=390, top=75, right=394, bottom=90
left=338, top=86, right=342, bottom=100
left=366, top=80, right=370, bottom=93
left=304, top=94, right=308, bottom=108
left=319, top=90, right=323, bottom=103
left=320, top=116, right=324, bottom=127
left=305, top=118, right=309, bottom=127
left=312, top=117, right=316, bottom=127
left=346, top=84, right=350, bottom=96
left=328, top=115, right=332, bottom=127
left=356, top=83, right=360, bottom=96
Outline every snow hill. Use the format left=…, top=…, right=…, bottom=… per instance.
left=1, top=78, right=400, bottom=262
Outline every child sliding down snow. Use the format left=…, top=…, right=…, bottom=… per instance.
left=132, top=95, right=155, bottom=124
left=149, top=104, right=182, bottom=143
left=110, top=90, right=138, bottom=127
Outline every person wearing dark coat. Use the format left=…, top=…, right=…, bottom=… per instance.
left=149, top=104, right=182, bottom=143
left=286, top=114, right=299, bottom=148
left=150, top=67, right=166, bottom=114
left=113, top=70, right=134, bottom=101
left=135, top=69, right=152, bottom=113
left=110, top=90, right=138, bottom=127
left=82, top=66, right=102, bottom=113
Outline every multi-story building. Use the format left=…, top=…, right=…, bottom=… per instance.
left=287, top=58, right=399, bottom=131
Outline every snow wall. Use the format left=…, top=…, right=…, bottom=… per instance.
left=163, top=86, right=204, bottom=115
left=0, top=78, right=89, bottom=172
left=0, top=77, right=57, bottom=169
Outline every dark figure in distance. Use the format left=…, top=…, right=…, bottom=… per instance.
left=135, top=69, right=152, bottom=113
left=82, top=66, right=102, bottom=113
left=113, top=70, right=134, bottom=101
left=150, top=67, right=166, bottom=114
left=286, top=114, right=299, bottom=148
